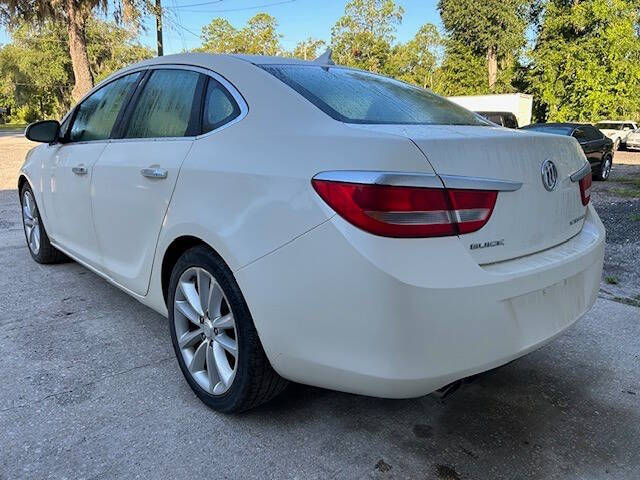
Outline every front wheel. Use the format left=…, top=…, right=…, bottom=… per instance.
left=168, top=245, right=288, bottom=413
left=20, top=184, right=67, bottom=264
left=595, top=155, right=612, bottom=181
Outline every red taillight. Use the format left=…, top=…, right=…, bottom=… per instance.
left=579, top=171, right=592, bottom=206
left=311, top=179, right=497, bottom=238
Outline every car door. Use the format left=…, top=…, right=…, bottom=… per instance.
left=90, top=67, right=204, bottom=295
left=44, top=71, right=143, bottom=266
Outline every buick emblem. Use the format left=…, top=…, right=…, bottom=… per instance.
left=541, top=159, right=558, bottom=191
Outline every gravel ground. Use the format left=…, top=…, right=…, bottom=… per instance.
left=591, top=163, right=640, bottom=305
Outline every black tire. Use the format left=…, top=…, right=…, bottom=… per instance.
left=594, top=154, right=612, bottom=181
left=19, top=183, right=67, bottom=264
left=168, top=245, right=288, bottom=413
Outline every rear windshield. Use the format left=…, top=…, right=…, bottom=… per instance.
left=522, top=124, right=573, bottom=136
left=595, top=122, right=622, bottom=130
left=260, top=65, right=488, bottom=126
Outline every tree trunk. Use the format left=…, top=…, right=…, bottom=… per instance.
left=487, top=46, right=498, bottom=91
left=65, top=0, right=93, bottom=102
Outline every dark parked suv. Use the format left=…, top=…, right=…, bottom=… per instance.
left=521, top=123, right=614, bottom=181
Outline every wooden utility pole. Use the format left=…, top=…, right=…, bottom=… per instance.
left=155, top=0, right=163, bottom=56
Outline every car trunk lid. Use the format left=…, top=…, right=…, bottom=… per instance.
left=348, top=124, right=589, bottom=264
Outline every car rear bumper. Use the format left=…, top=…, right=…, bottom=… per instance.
left=235, top=204, right=605, bottom=398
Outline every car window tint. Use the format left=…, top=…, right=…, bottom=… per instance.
left=584, top=126, right=600, bottom=141
left=69, top=72, right=141, bottom=142
left=124, top=69, right=199, bottom=139
left=624, top=123, right=634, bottom=130
left=202, top=78, right=241, bottom=134
left=261, top=65, right=488, bottom=126
left=485, top=114, right=502, bottom=125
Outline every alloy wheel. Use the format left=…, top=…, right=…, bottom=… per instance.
left=174, top=266, right=238, bottom=395
left=22, top=190, right=41, bottom=255
left=602, top=157, right=612, bottom=179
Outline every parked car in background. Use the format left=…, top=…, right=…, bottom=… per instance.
left=448, top=93, right=533, bottom=127
left=521, top=123, right=614, bottom=180
left=476, top=111, right=519, bottom=129
left=625, top=128, right=640, bottom=150
left=594, top=120, right=638, bottom=150
left=19, top=53, right=604, bottom=413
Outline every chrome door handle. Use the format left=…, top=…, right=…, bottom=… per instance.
left=72, top=165, right=87, bottom=175
left=140, top=167, right=168, bottom=179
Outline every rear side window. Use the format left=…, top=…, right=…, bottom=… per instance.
left=584, top=125, right=601, bottom=141
left=69, top=72, right=141, bottom=142
left=124, top=69, right=200, bottom=139
left=261, top=65, right=487, bottom=126
left=202, top=78, right=241, bottom=134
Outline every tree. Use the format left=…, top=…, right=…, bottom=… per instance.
left=527, top=0, right=640, bottom=122
left=292, top=38, right=326, bottom=60
left=0, top=18, right=152, bottom=121
left=437, top=39, right=490, bottom=96
left=200, top=18, right=240, bottom=53
left=0, top=0, right=145, bottom=102
left=330, top=0, right=403, bottom=72
left=201, top=13, right=282, bottom=56
left=438, top=0, right=534, bottom=90
left=386, top=23, right=441, bottom=88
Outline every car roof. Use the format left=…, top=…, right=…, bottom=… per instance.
left=525, top=122, right=582, bottom=128
left=134, top=52, right=320, bottom=68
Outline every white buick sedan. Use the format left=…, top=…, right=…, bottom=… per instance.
left=20, top=53, right=604, bottom=412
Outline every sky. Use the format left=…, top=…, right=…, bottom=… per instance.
left=0, top=0, right=443, bottom=54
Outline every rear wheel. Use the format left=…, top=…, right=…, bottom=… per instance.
left=595, top=155, right=612, bottom=181
left=20, top=184, right=67, bottom=264
left=168, top=245, right=287, bottom=412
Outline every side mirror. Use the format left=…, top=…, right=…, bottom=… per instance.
left=25, top=120, right=60, bottom=143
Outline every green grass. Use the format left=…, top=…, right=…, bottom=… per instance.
left=605, top=276, right=619, bottom=285
left=0, top=123, right=26, bottom=131
left=613, top=296, right=640, bottom=308
left=612, top=188, right=640, bottom=198
left=616, top=177, right=640, bottom=186
left=631, top=214, right=640, bottom=222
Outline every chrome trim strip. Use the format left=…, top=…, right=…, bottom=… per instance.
left=569, top=162, right=591, bottom=182
left=438, top=175, right=522, bottom=191
left=312, top=170, right=443, bottom=189
left=313, top=170, right=523, bottom=191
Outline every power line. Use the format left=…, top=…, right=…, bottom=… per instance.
left=169, top=0, right=225, bottom=9
left=167, top=0, right=296, bottom=13
left=162, top=13, right=202, bottom=39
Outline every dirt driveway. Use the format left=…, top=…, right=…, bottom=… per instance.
left=1, top=136, right=639, bottom=479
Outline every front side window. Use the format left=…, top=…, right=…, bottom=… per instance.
left=261, top=65, right=488, bottom=126
left=69, top=72, right=141, bottom=142
left=124, top=69, right=200, bottom=139
left=202, top=78, right=241, bottom=134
